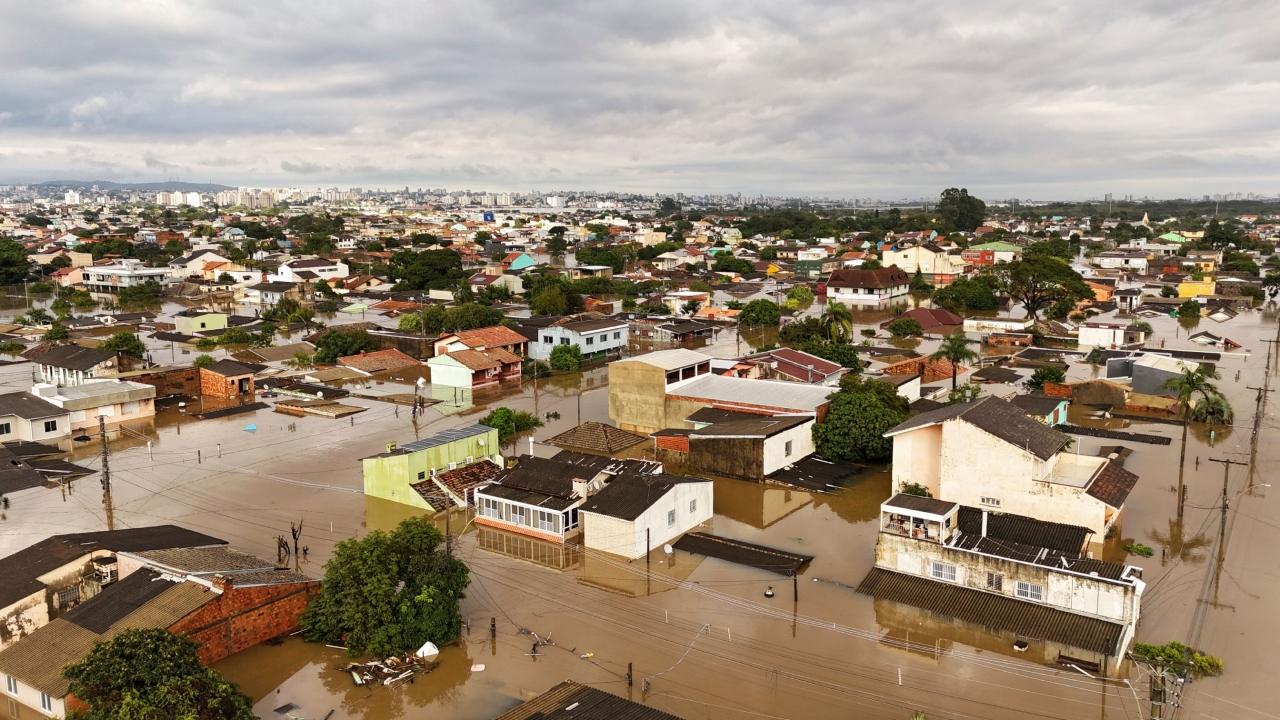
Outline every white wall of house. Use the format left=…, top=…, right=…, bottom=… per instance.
left=2, top=673, right=64, bottom=718
left=1078, top=325, right=1127, bottom=349
left=761, top=422, right=816, bottom=476
left=874, top=533, right=1141, bottom=627
left=890, top=425, right=944, bottom=496
left=0, top=413, right=70, bottom=443
left=826, top=284, right=907, bottom=306
left=426, top=356, right=476, bottom=389
left=529, top=325, right=629, bottom=361
left=582, top=481, right=713, bottom=559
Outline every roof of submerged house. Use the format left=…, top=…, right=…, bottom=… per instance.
left=884, top=396, right=1070, bottom=461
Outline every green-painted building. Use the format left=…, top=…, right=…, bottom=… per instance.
left=361, top=423, right=501, bottom=509
left=174, top=309, right=228, bottom=335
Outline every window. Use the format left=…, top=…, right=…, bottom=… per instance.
left=784, top=440, right=793, bottom=457
left=4, top=674, right=15, bottom=694
left=417, top=471, right=426, bottom=481
left=1016, top=581, right=1043, bottom=602
left=40, top=693, right=52, bottom=711
left=542, top=335, right=554, bottom=345
left=8, top=698, right=18, bottom=719
left=979, top=496, right=1001, bottom=508
left=0, top=423, right=9, bottom=436
left=986, top=572, right=1003, bottom=592
left=43, top=420, right=57, bottom=433
left=510, top=505, right=529, bottom=526
left=929, top=561, right=957, bottom=582
left=667, top=509, right=676, bottom=527
left=56, top=585, right=80, bottom=608
left=613, top=332, right=621, bottom=340
left=560, top=338, right=569, bottom=345
left=689, top=498, right=697, bottom=514
left=585, top=336, right=594, bottom=346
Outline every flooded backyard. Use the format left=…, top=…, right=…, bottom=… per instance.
left=0, top=294, right=1276, bottom=719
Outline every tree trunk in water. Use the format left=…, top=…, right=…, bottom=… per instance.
left=952, top=366, right=958, bottom=392
left=1176, top=418, right=1189, bottom=522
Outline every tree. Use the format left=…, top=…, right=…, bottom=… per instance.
left=1025, top=366, right=1066, bottom=392
left=1165, top=366, right=1229, bottom=522
left=547, top=234, right=568, bottom=256
left=301, top=517, right=470, bottom=658
left=101, top=332, right=147, bottom=359
left=681, top=300, right=702, bottom=316
left=821, top=302, right=854, bottom=343
left=314, top=328, right=377, bottom=364
left=800, top=340, right=861, bottom=369
left=931, top=276, right=998, bottom=311
left=1023, top=238, right=1071, bottom=260
left=812, top=377, right=909, bottom=462
left=886, top=317, right=923, bottom=338
left=779, top=317, right=825, bottom=346
left=388, top=249, right=466, bottom=290
left=479, top=406, right=543, bottom=445
left=63, top=628, right=253, bottom=720
left=549, top=344, right=582, bottom=371
left=1131, top=641, right=1224, bottom=678
left=192, top=354, right=215, bottom=368
left=990, top=256, right=1091, bottom=320
left=0, top=239, right=31, bottom=284
left=117, top=280, right=164, bottom=306
left=930, top=332, right=979, bottom=391
left=738, top=299, right=782, bottom=327
left=50, top=297, right=72, bottom=319
left=909, top=269, right=932, bottom=294
left=759, top=246, right=779, bottom=261
left=442, top=303, right=504, bottom=331
left=785, top=284, right=814, bottom=310
left=1177, top=299, right=1201, bottom=319
left=530, top=286, right=569, bottom=316
left=713, top=255, right=753, bottom=274
left=936, top=188, right=986, bottom=232
left=575, top=246, right=625, bottom=273
left=44, top=323, right=70, bottom=341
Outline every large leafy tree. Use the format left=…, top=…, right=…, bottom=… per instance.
left=302, top=517, right=470, bottom=658
left=388, top=249, right=466, bottom=290
left=100, top=332, right=147, bottom=359
left=63, top=628, right=253, bottom=720
left=549, top=344, right=582, bottom=371
left=812, top=376, right=909, bottom=462
left=930, top=332, right=979, bottom=391
left=990, top=256, right=1091, bottom=320
left=821, top=302, right=853, bottom=343
left=314, top=328, right=377, bottom=364
left=936, top=188, right=987, bottom=232
left=932, top=276, right=998, bottom=311
left=530, top=286, right=569, bottom=316
left=0, top=239, right=31, bottom=284
left=738, top=299, right=781, bottom=327
left=442, top=303, right=504, bottom=332
left=478, top=406, right=543, bottom=445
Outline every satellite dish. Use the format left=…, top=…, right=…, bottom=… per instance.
left=416, top=377, right=427, bottom=388
left=315, top=391, right=324, bottom=399
left=663, top=543, right=673, bottom=555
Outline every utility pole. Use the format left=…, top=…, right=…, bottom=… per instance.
left=98, top=415, right=114, bottom=531
left=1207, top=457, right=1247, bottom=603
left=1149, top=663, right=1167, bottom=720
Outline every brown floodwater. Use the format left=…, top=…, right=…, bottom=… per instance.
left=2, top=293, right=1277, bottom=719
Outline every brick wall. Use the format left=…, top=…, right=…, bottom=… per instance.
left=167, top=577, right=320, bottom=665
left=199, top=368, right=253, bottom=398
left=1042, top=382, right=1073, bottom=399
left=132, top=367, right=201, bottom=397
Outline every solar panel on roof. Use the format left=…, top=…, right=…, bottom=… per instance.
left=400, top=424, right=491, bottom=452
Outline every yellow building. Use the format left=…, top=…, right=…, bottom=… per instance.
left=1177, top=277, right=1215, bottom=298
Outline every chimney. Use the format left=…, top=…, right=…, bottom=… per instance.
left=210, top=574, right=233, bottom=594
left=981, top=510, right=988, bottom=537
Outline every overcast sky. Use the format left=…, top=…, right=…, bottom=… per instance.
left=1, top=1, right=1278, bottom=199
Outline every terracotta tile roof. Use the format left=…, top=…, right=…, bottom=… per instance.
left=446, top=325, right=527, bottom=349
left=412, top=459, right=503, bottom=508
left=826, top=266, right=909, bottom=289
left=337, top=348, right=421, bottom=373
left=1086, top=459, right=1139, bottom=509
left=370, top=299, right=420, bottom=312
left=546, top=421, right=648, bottom=453
left=442, top=348, right=501, bottom=371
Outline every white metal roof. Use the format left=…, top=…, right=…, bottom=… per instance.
left=626, top=348, right=712, bottom=371
left=667, top=374, right=832, bottom=412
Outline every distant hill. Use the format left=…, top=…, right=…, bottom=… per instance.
left=35, top=180, right=235, bottom=192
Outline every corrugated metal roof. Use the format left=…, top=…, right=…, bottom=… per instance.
left=668, top=375, right=832, bottom=413
left=857, top=568, right=1124, bottom=655
left=400, top=424, right=493, bottom=453
left=495, top=681, right=684, bottom=720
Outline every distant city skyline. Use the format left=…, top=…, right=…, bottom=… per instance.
left=2, top=2, right=1279, bottom=199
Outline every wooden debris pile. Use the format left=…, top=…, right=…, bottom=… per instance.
left=343, top=655, right=438, bottom=687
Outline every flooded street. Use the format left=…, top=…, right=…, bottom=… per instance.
left=1, top=297, right=1276, bottom=719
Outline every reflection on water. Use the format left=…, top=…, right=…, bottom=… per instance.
left=477, top=525, right=580, bottom=571
left=710, top=476, right=813, bottom=530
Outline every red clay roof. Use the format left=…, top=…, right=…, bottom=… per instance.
left=445, top=325, right=527, bottom=349
left=337, top=348, right=420, bottom=373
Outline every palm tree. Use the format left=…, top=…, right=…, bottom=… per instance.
left=822, top=302, right=853, bottom=344
left=1164, top=366, right=1229, bottom=522
left=930, top=332, right=979, bottom=391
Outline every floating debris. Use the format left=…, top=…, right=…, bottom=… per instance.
left=342, top=654, right=438, bottom=687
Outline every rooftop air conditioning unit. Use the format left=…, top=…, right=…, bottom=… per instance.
left=92, top=556, right=118, bottom=586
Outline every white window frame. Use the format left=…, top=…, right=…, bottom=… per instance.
left=929, top=561, right=957, bottom=582
left=40, top=692, right=52, bottom=711
left=986, top=572, right=1003, bottom=592
left=1015, top=581, right=1043, bottom=602
left=980, top=496, right=1000, bottom=508
left=43, top=420, right=57, bottom=433
left=667, top=509, right=676, bottom=527
left=0, top=423, right=10, bottom=436
left=784, top=440, right=793, bottom=457
left=4, top=674, right=15, bottom=695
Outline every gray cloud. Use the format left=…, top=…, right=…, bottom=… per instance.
left=0, top=0, right=1278, bottom=198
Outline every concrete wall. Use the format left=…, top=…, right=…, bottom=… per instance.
left=874, top=533, right=1140, bottom=629
left=132, top=367, right=202, bottom=398
left=2, top=678, right=64, bottom=718
left=0, top=414, right=70, bottom=443
left=761, top=421, right=816, bottom=476
left=933, top=420, right=1107, bottom=535
left=362, top=429, right=501, bottom=507
left=608, top=361, right=669, bottom=433
left=890, top=425, right=943, bottom=496
left=427, top=356, right=475, bottom=389
left=174, top=314, right=227, bottom=335
left=583, top=481, right=713, bottom=559
left=199, top=368, right=253, bottom=398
